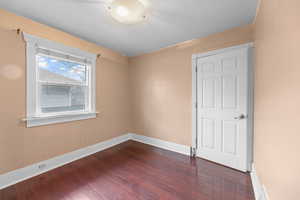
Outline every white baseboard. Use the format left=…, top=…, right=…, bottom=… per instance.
left=250, top=164, right=269, bottom=200
left=0, top=133, right=131, bottom=190
left=130, top=133, right=191, bottom=156
left=0, top=133, right=191, bottom=190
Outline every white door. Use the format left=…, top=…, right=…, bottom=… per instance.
left=196, top=47, right=250, bottom=172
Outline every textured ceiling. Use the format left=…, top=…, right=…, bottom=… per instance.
left=0, top=0, right=258, bottom=56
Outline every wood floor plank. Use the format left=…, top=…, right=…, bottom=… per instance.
left=0, top=141, right=255, bottom=200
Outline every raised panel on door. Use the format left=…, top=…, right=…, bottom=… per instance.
left=201, top=118, right=216, bottom=149
left=201, top=77, right=217, bottom=109
left=221, top=56, right=238, bottom=73
left=200, top=61, right=216, bottom=73
left=222, top=120, right=238, bottom=155
left=222, top=75, right=238, bottom=110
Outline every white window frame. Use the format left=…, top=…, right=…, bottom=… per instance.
left=24, top=33, right=97, bottom=127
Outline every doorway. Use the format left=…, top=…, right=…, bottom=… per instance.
left=192, top=43, right=253, bottom=172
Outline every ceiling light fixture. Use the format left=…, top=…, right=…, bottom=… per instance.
left=116, top=6, right=129, bottom=17
left=106, top=0, right=150, bottom=24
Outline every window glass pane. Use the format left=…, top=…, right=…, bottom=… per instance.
left=37, top=55, right=87, bottom=84
left=40, top=84, right=87, bottom=113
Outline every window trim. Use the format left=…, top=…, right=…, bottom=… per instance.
left=24, top=33, right=97, bottom=127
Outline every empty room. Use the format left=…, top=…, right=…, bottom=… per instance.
left=0, top=0, right=299, bottom=199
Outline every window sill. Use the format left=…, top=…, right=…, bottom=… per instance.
left=24, top=112, right=98, bottom=127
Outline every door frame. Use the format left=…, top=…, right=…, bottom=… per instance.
left=191, top=43, right=254, bottom=171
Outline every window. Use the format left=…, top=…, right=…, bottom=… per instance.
left=24, top=33, right=96, bottom=127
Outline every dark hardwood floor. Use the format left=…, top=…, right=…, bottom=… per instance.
left=0, top=141, right=254, bottom=200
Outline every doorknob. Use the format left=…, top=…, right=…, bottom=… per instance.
left=234, top=114, right=247, bottom=120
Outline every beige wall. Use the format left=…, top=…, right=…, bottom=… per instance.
left=129, top=25, right=254, bottom=146
left=0, top=11, right=131, bottom=174
left=254, top=0, right=300, bottom=199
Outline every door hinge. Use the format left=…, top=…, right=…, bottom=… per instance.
left=195, top=66, right=198, bottom=72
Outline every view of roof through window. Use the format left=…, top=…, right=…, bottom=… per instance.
left=37, top=55, right=87, bottom=83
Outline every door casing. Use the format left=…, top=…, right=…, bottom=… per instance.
left=191, top=43, right=254, bottom=171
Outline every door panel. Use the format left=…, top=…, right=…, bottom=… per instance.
left=200, top=62, right=216, bottom=73
left=222, top=56, right=237, bottom=72
left=201, top=118, right=216, bottom=149
left=196, top=48, right=249, bottom=171
left=202, top=78, right=217, bottom=109
left=222, top=75, right=238, bottom=109
left=222, top=120, right=238, bottom=155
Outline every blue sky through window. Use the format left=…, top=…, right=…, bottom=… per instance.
left=37, top=55, right=86, bottom=82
